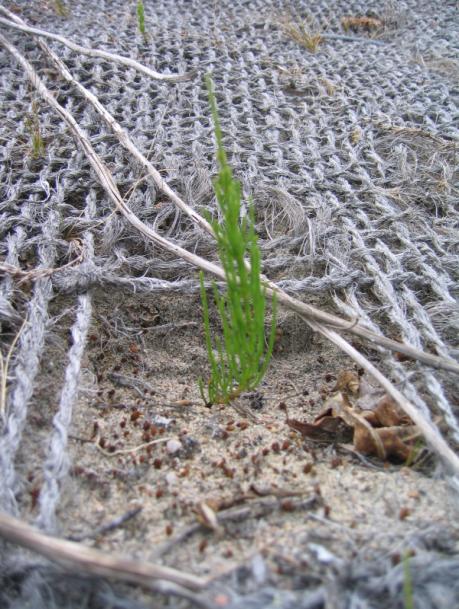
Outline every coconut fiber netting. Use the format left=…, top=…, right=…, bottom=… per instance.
left=0, top=1, right=458, bottom=608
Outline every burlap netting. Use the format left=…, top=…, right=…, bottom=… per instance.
left=0, top=1, right=458, bottom=608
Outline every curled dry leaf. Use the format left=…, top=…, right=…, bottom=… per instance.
left=361, top=395, right=411, bottom=428
left=325, top=392, right=387, bottom=459
left=286, top=371, right=421, bottom=463
left=286, top=408, right=353, bottom=444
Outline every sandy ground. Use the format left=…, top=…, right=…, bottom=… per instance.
left=18, top=288, right=458, bottom=588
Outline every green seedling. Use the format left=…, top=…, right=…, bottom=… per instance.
left=25, top=101, right=45, bottom=159
left=137, top=1, right=147, bottom=37
left=403, top=551, right=414, bottom=609
left=199, top=75, right=277, bottom=405
left=404, top=436, right=424, bottom=468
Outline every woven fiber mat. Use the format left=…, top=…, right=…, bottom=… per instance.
left=0, top=1, right=458, bottom=608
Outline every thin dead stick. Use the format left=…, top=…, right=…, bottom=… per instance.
left=266, top=285, right=459, bottom=374
left=0, top=238, right=84, bottom=284
left=4, top=10, right=456, bottom=376
left=95, top=436, right=170, bottom=457
left=0, top=13, right=195, bottom=82
left=155, top=494, right=319, bottom=558
left=309, top=320, right=459, bottom=475
left=0, top=511, right=207, bottom=591
left=67, top=506, right=143, bottom=542
left=1, top=34, right=458, bottom=474
left=0, top=317, right=28, bottom=421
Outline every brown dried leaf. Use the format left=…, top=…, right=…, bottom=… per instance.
left=287, top=402, right=353, bottom=443
left=332, top=370, right=360, bottom=395
left=325, top=393, right=387, bottom=459
left=356, top=377, right=413, bottom=427
left=285, top=373, right=420, bottom=463
left=287, top=418, right=340, bottom=441
left=354, top=425, right=420, bottom=462
left=372, top=395, right=412, bottom=427
left=360, top=395, right=413, bottom=428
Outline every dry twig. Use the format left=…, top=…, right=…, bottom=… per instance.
left=0, top=318, right=27, bottom=422
left=67, top=506, right=143, bottom=542
left=0, top=511, right=207, bottom=591
left=0, top=12, right=195, bottom=82
left=154, top=494, right=319, bottom=558
left=95, top=436, right=170, bottom=457
left=0, top=239, right=84, bottom=284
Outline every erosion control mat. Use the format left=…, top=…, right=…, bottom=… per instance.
left=0, top=1, right=458, bottom=608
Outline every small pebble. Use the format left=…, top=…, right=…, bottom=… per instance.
left=165, top=471, right=178, bottom=486
left=166, top=439, right=183, bottom=455
left=182, top=436, right=200, bottom=457
left=153, top=415, right=173, bottom=428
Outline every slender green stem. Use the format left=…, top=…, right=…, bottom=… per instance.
left=403, top=552, right=414, bottom=609
left=199, top=75, right=276, bottom=405
left=137, top=1, right=146, bottom=36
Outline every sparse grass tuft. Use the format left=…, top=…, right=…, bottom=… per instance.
left=25, top=100, right=45, bottom=159
left=281, top=15, right=323, bottom=53
left=199, top=75, right=277, bottom=406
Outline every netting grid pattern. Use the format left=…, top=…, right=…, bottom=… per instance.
left=0, top=0, right=458, bottom=607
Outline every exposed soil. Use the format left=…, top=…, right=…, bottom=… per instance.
left=19, top=288, right=458, bottom=593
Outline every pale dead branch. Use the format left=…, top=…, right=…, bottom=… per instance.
left=0, top=12, right=195, bottom=82
left=0, top=511, right=207, bottom=591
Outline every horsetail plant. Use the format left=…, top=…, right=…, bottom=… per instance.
left=199, top=75, right=277, bottom=405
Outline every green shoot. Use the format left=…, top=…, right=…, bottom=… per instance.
left=25, top=101, right=45, bottom=159
left=199, top=75, right=277, bottom=405
left=137, top=1, right=147, bottom=37
left=403, top=551, right=414, bottom=609
left=404, top=437, right=424, bottom=468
